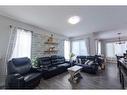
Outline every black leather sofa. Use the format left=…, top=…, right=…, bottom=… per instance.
left=76, top=55, right=102, bottom=74
left=6, top=57, right=42, bottom=89
left=37, top=55, right=71, bottom=79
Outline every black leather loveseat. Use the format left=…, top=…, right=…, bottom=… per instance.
left=76, top=55, right=103, bottom=74
left=6, top=57, right=42, bottom=89
left=37, top=55, right=71, bottom=79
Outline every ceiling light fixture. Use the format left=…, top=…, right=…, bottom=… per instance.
left=68, top=16, right=80, bottom=24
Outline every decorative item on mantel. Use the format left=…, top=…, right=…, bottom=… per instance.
left=44, top=34, right=59, bottom=54
left=44, top=34, right=58, bottom=45
left=48, top=34, right=53, bottom=43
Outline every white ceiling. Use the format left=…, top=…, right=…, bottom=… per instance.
left=0, top=6, right=127, bottom=37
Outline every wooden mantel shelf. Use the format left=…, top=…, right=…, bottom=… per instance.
left=44, top=50, right=58, bottom=53
left=44, top=42, right=58, bottom=45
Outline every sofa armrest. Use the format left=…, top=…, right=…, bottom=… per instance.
left=13, top=73, right=23, bottom=78
left=7, top=73, right=24, bottom=80
left=6, top=73, right=24, bottom=89
left=65, top=60, right=76, bottom=66
left=90, top=64, right=99, bottom=69
left=30, top=67, right=42, bottom=73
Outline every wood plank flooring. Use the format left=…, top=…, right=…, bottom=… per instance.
left=37, top=63, right=121, bottom=89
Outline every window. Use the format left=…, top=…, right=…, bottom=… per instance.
left=106, top=43, right=115, bottom=58
left=95, top=40, right=101, bottom=55
left=106, top=41, right=127, bottom=58
left=72, top=40, right=88, bottom=57
left=64, top=40, right=70, bottom=60
left=11, top=28, right=32, bottom=58
left=98, top=41, right=101, bottom=55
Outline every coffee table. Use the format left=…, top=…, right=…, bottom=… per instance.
left=67, top=65, right=83, bottom=83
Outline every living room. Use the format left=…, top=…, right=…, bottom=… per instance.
left=0, top=6, right=127, bottom=90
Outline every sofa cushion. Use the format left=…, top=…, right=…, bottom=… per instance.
left=51, top=55, right=58, bottom=65
left=57, top=63, right=70, bottom=68
left=57, top=58, right=65, bottom=64
left=51, top=55, right=65, bottom=65
left=38, top=57, right=52, bottom=68
left=10, top=57, right=31, bottom=75
left=12, top=57, right=31, bottom=66
left=42, top=66, right=66, bottom=79
left=47, top=66, right=57, bottom=71
left=77, top=56, right=87, bottom=64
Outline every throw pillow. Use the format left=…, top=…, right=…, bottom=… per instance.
left=84, top=60, right=90, bottom=65
left=87, top=61, right=94, bottom=65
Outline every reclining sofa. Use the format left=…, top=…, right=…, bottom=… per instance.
left=37, top=55, right=71, bottom=79
left=76, top=55, right=104, bottom=74
left=6, top=57, right=42, bottom=89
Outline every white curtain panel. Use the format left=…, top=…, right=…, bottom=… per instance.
left=5, top=27, right=17, bottom=62
left=11, top=28, right=32, bottom=59
left=95, top=39, right=101, bottom=55
left=85, top=38, right=90, bottom=55
left=64, top=40, right=70, bottom=60
left=4, top=26, right=17, bottom=75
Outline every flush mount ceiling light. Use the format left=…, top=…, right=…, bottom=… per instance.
left=68, top=16, right=80, bottom=24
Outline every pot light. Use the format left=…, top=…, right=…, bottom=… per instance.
left=68, top=16, right=80, bottom=24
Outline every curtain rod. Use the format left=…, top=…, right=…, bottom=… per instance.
left=9, top=25, right=33, bottom=33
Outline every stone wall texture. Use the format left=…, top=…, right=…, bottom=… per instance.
left=31, top=32, right=64, bottom=58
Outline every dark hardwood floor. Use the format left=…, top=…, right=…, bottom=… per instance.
left=37, top=63, right=122, bottom=89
